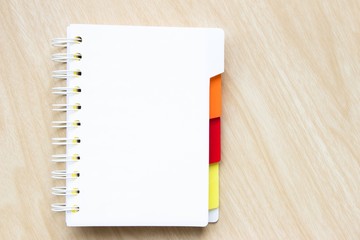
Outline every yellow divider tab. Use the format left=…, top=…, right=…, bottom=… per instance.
left=209, top=163, right=219, bottom=209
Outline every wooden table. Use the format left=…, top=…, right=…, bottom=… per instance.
left=1, top=0, right=359, bottom=239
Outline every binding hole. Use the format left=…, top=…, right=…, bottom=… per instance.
left=72, top=154, right=80, bottom=161
left=71, top=205, right=80, bottom=213
left=75, top=53, right=82, bottom=60
left=75, top=36, right=82, bottom=43
left=72, top=120, right=81, bottom=127
left=73, top=103, right=81, bottom=110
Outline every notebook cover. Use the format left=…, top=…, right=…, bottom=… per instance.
left=64, top=24, right=224, bottom=227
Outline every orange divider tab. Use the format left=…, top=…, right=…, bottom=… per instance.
left=210, top=74, right=222, bottom=119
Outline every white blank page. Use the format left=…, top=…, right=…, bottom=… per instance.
left=64, top=25, right=223, bottom=226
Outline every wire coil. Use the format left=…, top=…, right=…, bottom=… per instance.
left=52, top=137, right=81, bottom=145
left=52, top=187, right=80, bottom=196
left=51, top=203, right=79, bottom=212
left=52, top=103, right=81, bottom=111
left=52, top=53, right=82, bottom=62
left=52, top=86, right=81, bottom=95
left=51, top=36, right=82, bottom=47
left=51, top=170, right=80, bottom=179
left=52, top=120, right=81, bottom=128
left=52, top=70, right=82, bottom=79
left=51, top=154, right=80, bottom=162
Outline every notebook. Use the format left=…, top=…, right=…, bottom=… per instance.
left=51, top=24, right=224, bottom=227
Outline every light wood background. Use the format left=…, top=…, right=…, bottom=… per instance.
left=0, top=0, right=359, bottom=239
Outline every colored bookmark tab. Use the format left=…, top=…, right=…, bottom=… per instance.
left=209, top=163, right=219, bottom=210
left=210, top=117, right=221, bottom=164
left=210, top=74, right=221, bottom=119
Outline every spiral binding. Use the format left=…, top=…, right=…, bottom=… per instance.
left=51, top=36, right=82, bottom=213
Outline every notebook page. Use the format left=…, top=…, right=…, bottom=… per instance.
left=65, top=25, right=223, bottom=226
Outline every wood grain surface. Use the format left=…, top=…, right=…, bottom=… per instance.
left=0, top=0, right=359, bottom=239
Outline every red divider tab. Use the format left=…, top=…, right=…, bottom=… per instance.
left=210, top=117, right=221, bottom=164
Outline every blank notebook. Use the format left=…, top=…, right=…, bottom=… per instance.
left=51, top=24, right=224, bottom=227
